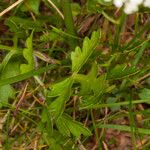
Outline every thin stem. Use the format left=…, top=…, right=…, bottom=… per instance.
left=90, top=109, right=99, bottom=145
left=112, top=11, right=126, bottom=52
left=0, top=45, right=14, bottom=51
left=134, top=13, right=139, bottom=35
left=128, top=93, right=137, bottom=150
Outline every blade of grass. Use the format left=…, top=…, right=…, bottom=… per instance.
left=80, top=99, right=150, bottom=110
left=0, top=44, right=17, bottom=51
left=112, top=11, right=126, bottom=52
left=51, top=26, right=82, bottom=40
left=132, top=35, right=150, bottom=66
left=122, top=21, right=150, bottom=50
left=0, top=50, right=18, bottom=72
left=90, top=109, right=99, bottom=145
left=61, top=0, right=78, bottom=50
left=0, top=64, right=57, bottom=86
left=97, top=124, right=150, bottom=135
left=134, top=13, right=139, bottom=35
left=128, top=93, right=137, bottom=150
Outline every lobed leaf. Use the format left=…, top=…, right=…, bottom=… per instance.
left=71, top=30, right=100, bottom=73
left=48, top=78, right=73, bottom=119
left=48, top=78, right=71, bottom=97
left=74, top=64, right=108, bottom=107
left=56, top=113, right=92, bottom=138
left=74, top=63, right=98, bottom=95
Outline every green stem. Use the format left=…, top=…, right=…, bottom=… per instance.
left=112, top=12, right=126, bottom=52
left=0, top=45, right=14, bottom=51
left=128, top=93, right=137, bottom=150
left=90, top=109, right=99, bottom=146
left=61, top=0, right=78, bottom=50
left=134, top=13, right=139, bottom=35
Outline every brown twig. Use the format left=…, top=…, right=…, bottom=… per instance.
left=0, top=0, right=24, bottom=17
left=14, top=83, right=28, bottom=117
left=47, top=0, right=64, bottom=19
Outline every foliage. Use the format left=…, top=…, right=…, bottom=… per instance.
left=71, top=30, right=100, bottom=73
left=20, top=31, right=35, bottom=73
left=0, top=0, right=150, bottom=149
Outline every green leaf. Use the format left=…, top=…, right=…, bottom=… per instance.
left=41, top=107, right=53, bottom=136
left=74, top=64, right=108, bottom=107
left=87, top=0, right=112, bottom=12
left=56, top=114, right=92, bottom=138
left=0, top=60, right=21, bottom=80
left=48, top=78, right=71, bottom=97
left=97, top=124, right=150, bottom=135
left=48, top=78, right=73, bottom=119
left=80, top=95, right=100, bottom=108
left=51, top=26, right=81, bottom=40
left=106, top=97, right=120, bottom=112
left=41, top=130, right=75, bottom=150
left=0, top=58, right=20, bottom=107
left=0, top=85, right=14, bottom=108
left=40, top=30, right=60, bottom=42
left=71, top=3, right=81, bottom=16
left=92, top=74, right=107, bottom=96
left=0, top=50, right=18, bottom=73
left=74, top=63, right=98, bottom=95
left=56, top=116, right=70, bottom=137
left=42, top=132, right=63, bottom=150
left=20, top=31, right=35, bottom=73
left=71, top=30, right=100, bottom=73
left=107, top=64, right=139, bottom=80
left=76, top=70, right=107, bottom=96
left=21, top=0, right=40, bottom=15
left=5, top=16, right=43, bottom=35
